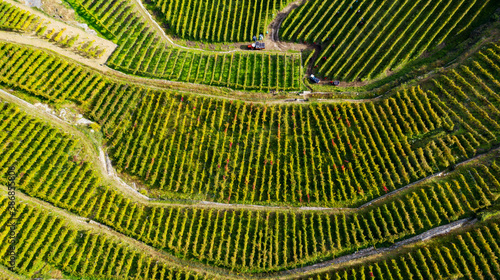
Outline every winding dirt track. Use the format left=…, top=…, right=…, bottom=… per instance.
left=266, top=0, right=311, bottom=51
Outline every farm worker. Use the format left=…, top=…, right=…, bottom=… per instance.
left=259, top=34, right=264, bottom=40
left=253, top=35, right=257, bottom=42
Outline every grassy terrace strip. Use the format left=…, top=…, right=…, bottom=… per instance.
left=147, top=0, right=292, bottom=42
left=0, top=195, right=209, bottom=280
left=291, top=218, right=500, bottom=280
left=2, top=41, right=500, bottom=208
left=281, top=0, right=496, bottom=82
left=1, top=97, right=500, bottom=273
left=62, top=0, right=301, bottom=91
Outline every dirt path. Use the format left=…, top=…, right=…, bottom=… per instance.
left=266, top=0, right=311, bottom=52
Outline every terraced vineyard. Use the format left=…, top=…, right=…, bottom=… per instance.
left=61, top=0, right=301, bottom=91
left=1, top=95, right=500, bottom=273
left=148, top=0, right=292, bottom=42
left=0, top=0, right=500, bottom=279
left=282, top=0, right=494, bottom=81
left=1, top=41, right=500, bottom=207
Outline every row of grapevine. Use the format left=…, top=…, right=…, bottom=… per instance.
left=151, top=0, right=292, bottom=42
left=281, top=0, right=493, bottom=81
left=295, top=220, right=500, bottom=280
left=2, top=98, right=499, bottom=272
left=109, top=48, right=302, bottom=91
left=0, top=196, right=206, bottom=280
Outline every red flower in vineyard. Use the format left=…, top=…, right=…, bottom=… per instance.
left=197, top=117, right=200, bottom=122
left=270, top=160, right=273, bottom=165
left=252, top=185, right=255, bottom=190
left=303, top=149, right=306, bottom=155
left=229, top=142, right=233, bottom=149
left=227, top=158, right=230, bottom=163
left=370, top=272, right=374, bottom=277
left=349, top=143, right=353, bottom=150
left=337, top=116, right=341, bottom=120
left=193, top=107, right=196, bottom=110
left=218, top=165, right=221, bottom=168
left=383, top=185, right=388, bottom=193
left=307, top=193, right=310, bottom=202
left=181, top=97, right=184, bottom=102
left=341, top=165, right=345, bottom=171
left=344, top=160, right=349, bottom=163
